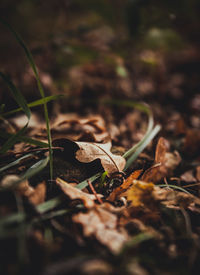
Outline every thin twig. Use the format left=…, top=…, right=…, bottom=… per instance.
left=87, top=179, right=103, bottom=204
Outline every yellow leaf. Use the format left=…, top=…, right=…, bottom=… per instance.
left=127, top=180, right=155, bottom=207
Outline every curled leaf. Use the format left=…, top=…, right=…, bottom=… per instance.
left=76, top=141, right=126, bottom=176
left=53, top=138, right=126, bottom=176
left=142, top=137, right=181, bottom=183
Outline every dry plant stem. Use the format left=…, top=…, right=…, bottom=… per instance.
left=182, top=182, right=200, bottom=188
left=87, top=179, right=103, bottom=204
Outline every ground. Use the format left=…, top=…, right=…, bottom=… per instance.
left=0, top=1, right=200, bottom=274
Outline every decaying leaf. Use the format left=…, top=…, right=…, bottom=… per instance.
left=56, top=177, right=102, bottom=208
left=73, top=203, right=128, bottom=254
left=53, top=138, right=126, bottom=176
left=56, top=177, right=128, bottom=253
left=51, top=114, right=109, bottom=142
left=142, top=137, right=181, bottom=183
left=107, top=169, right=142, bottom=202
left=155, top=187, right=200, bottom=210
left=127, top=180, right=155, bottom=207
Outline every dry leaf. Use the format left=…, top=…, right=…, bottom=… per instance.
left=28, top=182, right=46, bottom=205
left=52, top=114, right=109, bottom=142
left=127, top=180, right=155, bottom=207
left=76, top=141, right=126, bottom=176
left=53, top=138, right=126, bottom=176
left=73, top=203, right=128, bottom=254
left=56, top=178, right=102, bottom=208
left=180, top=170, right=196, bottom=183
left=107, top=169, right=142, bottom=202
left=142, top=137, right=181, bottom=183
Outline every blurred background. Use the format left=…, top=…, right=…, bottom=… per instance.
left=0, top=0, right=200, bottom=121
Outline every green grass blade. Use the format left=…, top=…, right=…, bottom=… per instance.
left=0, top=19, right=53, bottom=179
left=0, top=104, right=5, bottom=114
left=123, top=111, right=154, bottom=159
left=0, top=153, right=33, bottom=173
left=37, top=195, right=65, bottom=214
left=21, top=156, right=49, bottom=181
left=0, top=156, right=49, bottom=191
left=101, top=99, right=155, bottom=160
left=124, top=124, right=161, bottom=170
left=2, top=95, right=64, bottom=117
left=0, top=72, right=31, bottom=119
left=0, top=194, right=65, bottom=229
left=158, top=184, right=191, bottom=195
left=0, top=72, right=31, bottom=153
left=76, top=173, right=101, bottom=190
left=100, top=99, right=160, bottom=170
left=0, top=130, right=48, bottom=148
left=0, top=124, right=28, bottom=154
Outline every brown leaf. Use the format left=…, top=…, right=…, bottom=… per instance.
left=53, top=138, right=126, bottom=176
left=73, top=203, right=128, bottom=253
left=196, top=166, right=200, bottom=182
left=75, top=141, right=126, bottom=176
left=142, top=137, right=181, bottom=183
left=107, top=169, right=142, bottom=202
left=28, top=182, right=46, bottom=205
left=51, top=114, right=109, bottom=143
left=180, top=170, right=196, bottom=183
left=56, top=178, right=102, bottom=208
left=127, top=180, right=155, bottom=207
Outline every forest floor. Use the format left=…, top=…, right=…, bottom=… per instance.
left=1, top=9, right=200, bottom=275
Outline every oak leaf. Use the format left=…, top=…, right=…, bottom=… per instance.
left=53, top=138, right=126, bottom=176
left=75, top=141, right=126, bottom=176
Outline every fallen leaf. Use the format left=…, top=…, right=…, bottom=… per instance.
left=180, top=170, right=196, bottom=183
left=53, top=138, right=126, bottom=176
left=73, top=203, right=128, bottom=253
left=127, top=180, right=155, bottom=207
left=142, top=137, right=181, bottom=183
left=107, top=169, right=142, bottom=202
left=56, top=177, right=102, bottom=208
left=51, top=114, right=109, bottom=142
left=76, top=141, right=126, bottom=176
left=28, top=182, right=46, bottom=205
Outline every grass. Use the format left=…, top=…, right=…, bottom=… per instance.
left=0, top=19, right=55, bottom=179
left=0, top=21, right=163, bottom=244
left=0, top=19, right=54, bottom=180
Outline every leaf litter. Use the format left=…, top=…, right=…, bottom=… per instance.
left=1, top=17, right=200, bottom=275
left=1, top=104, right=200, bottom=274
